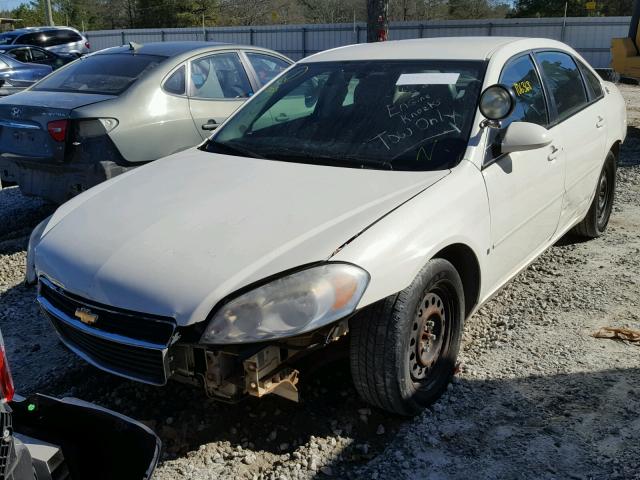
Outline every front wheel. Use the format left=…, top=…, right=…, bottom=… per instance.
left=573, top=151, right=616, bottom=238
left=349, top=258, right=464, bottom=416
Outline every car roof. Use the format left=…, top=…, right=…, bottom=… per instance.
left=301, top=36, right=570, bottom=63
left=96, top=41, right=230, bottom=56
left=0, top=44, right=43, bottom=49
left=6, top=26, right=81, bottom=34
left=93, top=41, right=281, bottom=58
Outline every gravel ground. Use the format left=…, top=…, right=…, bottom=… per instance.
left=1, top=85, right=639, bottom=480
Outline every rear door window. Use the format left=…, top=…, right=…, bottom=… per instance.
left=499, top=54, right=548, bottom=127
left=43, top=30, right=73, bottom=47
left=577, top=61, right=604, bottom=100
left=535, top=51, right=588, bottom=122
left=190, top=52, right=252, bottom=99
left=33, top=53, right=166, bottom=95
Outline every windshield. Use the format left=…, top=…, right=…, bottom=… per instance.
left=33, top=53, right=166, bottom=95
left=0, top=34, right=16, bottom=45
left=206, top=60, right=485, bottom=171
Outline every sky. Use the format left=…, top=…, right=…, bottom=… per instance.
left=0, top=0, right=25, bottom=11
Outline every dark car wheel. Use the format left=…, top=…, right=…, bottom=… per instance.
left=573, top=151, right=616, bottom=238
left=349, top=258, right=464, bottom=416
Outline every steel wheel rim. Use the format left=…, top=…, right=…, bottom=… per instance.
left=409, top=291, right=447, bottom=382
left=596, top=168, right=612, bottom=226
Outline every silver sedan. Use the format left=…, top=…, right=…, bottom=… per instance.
left=0, top=41, right=292, bottom=202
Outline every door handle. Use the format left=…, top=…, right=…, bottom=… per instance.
left=596, top=116, right=605, bottom=128
left=201, top=119, right=218, bottom=131
left=548, top=144, right=559, bottom=161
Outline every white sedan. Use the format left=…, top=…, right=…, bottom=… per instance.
left=28, top=37, right=626, bottom=415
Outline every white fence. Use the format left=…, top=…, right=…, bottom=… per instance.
left=85, top=16, right=631, bottom=68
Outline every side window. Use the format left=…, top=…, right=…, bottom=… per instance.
left=499, top=54, right=548, bottom=127
left=342, top=76, right=359, bottom=106
left=190, top=53, right=253, bottom=99
left=67, top=31, right=83, bottom=42
left=536, top=51, right=588, bottom=122
left=246, top=52, right=289, bottom=85
left=252, top=73, right=329, bottom=131
left=29, top=48, right=50, bottom=61
left=163, top=65, right=186, bottom=95
left=18, top=33, right=45, bottom=47
left=577, top=61, right=603, bottom=100
left=43, top=31, right=65, bottom=47
left=10, top=48, right=30, bottom=63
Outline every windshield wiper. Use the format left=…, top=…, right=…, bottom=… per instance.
left=315, top=154, right=393, bottom=171
left=258, top=147, right=393, bottom=170
left=204, top=139, right=265, bottom=160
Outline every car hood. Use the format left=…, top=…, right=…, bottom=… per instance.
left=35, top=149, right=448, bottom=326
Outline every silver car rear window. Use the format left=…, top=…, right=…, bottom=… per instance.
left=33, top=53, right=166, bottom=95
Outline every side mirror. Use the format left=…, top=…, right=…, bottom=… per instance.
left=479, top=84, right=515, bottom=124
left=501, top=121, right=552, bottom=154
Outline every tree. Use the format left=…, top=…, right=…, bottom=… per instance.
left=367, top=0, right=389, bottom=42
left=297, top=0, right=364, bottom=24
left=510, top=0, right=632, bottom=17
left=5, top=0, right=516, bottom=30
left=388, top=0, right=448, bottom=21
left=449, top=0, right=510, bottom=19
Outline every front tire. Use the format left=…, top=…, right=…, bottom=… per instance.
left=349, top=258, right=464, bottom=416
left=573, top=151, right=616, bottom=238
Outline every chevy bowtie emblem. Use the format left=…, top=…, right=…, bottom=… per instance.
left=75, top=307, right=98, bottom=326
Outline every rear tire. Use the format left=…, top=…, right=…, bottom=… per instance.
left=573, top=151, right=616, bottom=238
left=349, top=258, right=464, bottom=416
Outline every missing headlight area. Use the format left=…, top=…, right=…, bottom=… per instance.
left=170, top=319, right=349, bottom=403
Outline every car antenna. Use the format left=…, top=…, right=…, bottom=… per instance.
left=128, top=41, right=143, bottom=51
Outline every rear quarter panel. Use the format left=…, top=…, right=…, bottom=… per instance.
left=602, top=81, right=627, bottom=149
left=76, top=80, right=201, bottom=164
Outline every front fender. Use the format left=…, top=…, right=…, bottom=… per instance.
left=332, top=160, right=491, bottom=309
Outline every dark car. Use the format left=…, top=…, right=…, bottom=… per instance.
left=0, top=27, right=89, bottom=57
left=0, top=44, right=76, bottom=70
left=0, top=330, right=161, bottom=480
left=0, top=53, right=52, bottom=96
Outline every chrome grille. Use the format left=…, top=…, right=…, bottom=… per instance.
left=38, top=277, right=174, bottom=386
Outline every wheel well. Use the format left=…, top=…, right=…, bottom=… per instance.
left=433, top=244, right=480, bottom=318
left=611, top=141, right=621, bottom=163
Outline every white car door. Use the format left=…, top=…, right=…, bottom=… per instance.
left=482, top=53, right=565, bottom=288
left=534, top=51, right=608, bottom=229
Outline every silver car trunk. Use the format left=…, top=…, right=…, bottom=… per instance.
left=0, top=91, right=114, bottom=160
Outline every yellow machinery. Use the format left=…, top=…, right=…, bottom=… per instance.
left=611, top=1, right=640, bottom=78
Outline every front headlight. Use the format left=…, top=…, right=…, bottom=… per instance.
left=25, top=215, right=52, bottom=285
left=200, top=263, right=369, bottom=344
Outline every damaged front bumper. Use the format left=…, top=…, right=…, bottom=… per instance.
left=37, top=276, right=350, bottom=404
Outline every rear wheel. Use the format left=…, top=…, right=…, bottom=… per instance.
left=573, top=151, right=616, bottom=238
left=349, top=258, right=464, bottom=416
